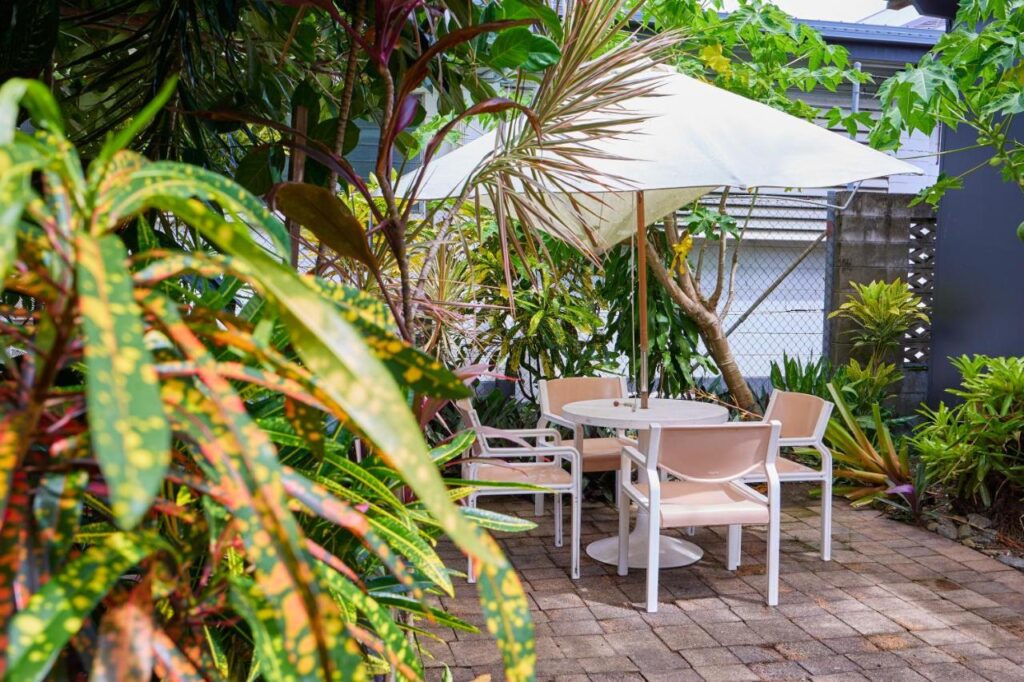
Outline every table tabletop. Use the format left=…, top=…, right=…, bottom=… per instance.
left=562, top=397, right=729, bottom=430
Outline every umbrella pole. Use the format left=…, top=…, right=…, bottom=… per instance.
left=636, top=191, right=649, bottom=409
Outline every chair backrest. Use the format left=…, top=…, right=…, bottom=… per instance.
left=454, top=399, right=484, bottom=456
left=764, top=390, right=833, bottom=442
left=650, top=421, right=780, bottom=483
left=538, top=376, right=626, bottom=417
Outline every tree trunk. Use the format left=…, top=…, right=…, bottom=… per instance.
left=645, top=242, right=758, bottom=413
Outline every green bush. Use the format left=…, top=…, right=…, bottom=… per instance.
left=914, top=355, right=1024, bottom=507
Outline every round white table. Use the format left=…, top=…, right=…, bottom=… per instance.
left=562, top=397, right=729, bottom=568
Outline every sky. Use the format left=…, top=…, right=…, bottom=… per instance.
left=717, top=0, right=918, bottom=24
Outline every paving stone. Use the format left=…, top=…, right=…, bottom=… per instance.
left=628, top=649, right=690, bottom=672
left=798, top=656, right=862, bottom=675
left=699, top=622, right=766, bottom=646
left=654, top=625, right=718, bottom=651
left=845, top=652, right=904, bottom=670
left=775, top=640, right=835, bottom=661
left=449, top=639, right=502, bottom=666
left=792, top=614, right=860, bottom=639
left=964, top=657, right=1024, bottom=682
left=729, top=644, right=784, bottom=664
left=748, top=660, right=810, bottom=680
left=680, top=646, right=741, bottom=667
left=692, top=663, right=759, bottom=681
left=861, top=668, right=928, bottom=681
left=428, top=496, right=1024, bottom=681
left=917, top=663, right=987, bottom=681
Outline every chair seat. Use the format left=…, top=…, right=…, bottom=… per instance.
left=743, top=456, right=820, bottom=481
left=474, top=463, right=572, bottom=486
left=581, top=436, right=631, bottom=472
left=637, top=481, right=769, bottom=528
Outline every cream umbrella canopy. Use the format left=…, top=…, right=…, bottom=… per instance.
left=396, top=63, right=922, bottom=405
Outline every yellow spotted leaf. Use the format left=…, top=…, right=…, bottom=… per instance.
left=76, top=233, right=170, bottom=529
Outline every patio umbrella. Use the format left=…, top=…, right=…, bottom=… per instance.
left=396, top=63, right=922, bottom=405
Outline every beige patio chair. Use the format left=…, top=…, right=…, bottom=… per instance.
left=455, top=399, right=582, bottom=581
left=537, top=377, right=634, bottom=513
left=618, top=421, right=782, bottom=612
left=741, top=390, right=834, bottom=560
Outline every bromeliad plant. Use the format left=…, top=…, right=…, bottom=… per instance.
left=825, top=383, right=925, bottom=520
left=0, top=81, right=535, bottom=681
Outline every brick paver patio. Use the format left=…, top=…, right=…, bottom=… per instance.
left=424, top=489, right=1024, bottom=681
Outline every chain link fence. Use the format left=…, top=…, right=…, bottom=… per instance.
left=692, top=190, right=831, bottom=385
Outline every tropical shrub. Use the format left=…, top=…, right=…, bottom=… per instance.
left=825, top=383, right=925, bottom=520
left=602, top=241, right=714, bottom=398
left=0, top=81, right=535, bottom=681
left=475, top=229, right=616, bottom=397
left=768, top=353, right=835, bottom=399
left=914, top=355, right=1024, bottom=507
left=869, top=0, right=1024, bottom=225
left=828, top=279, right=928, bottom=367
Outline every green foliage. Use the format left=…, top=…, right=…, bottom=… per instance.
left=828, top=279, right=929, bottom=366
left=646, top=0, right=869, bottom=120
left=834, top=359, right=903, bottom=421
left=768, top=353, right=835, bottom=399
left=870, top=0, right=1024, bottom=212
left=0, top=81, right=534, bottom=681
left=914, top=355, right=1024, bottom=507
left=601, top=242, right=714, bottom=397
left=474, top=228, right=616, bottom=396
left=825, top=384, right=925, bottom=520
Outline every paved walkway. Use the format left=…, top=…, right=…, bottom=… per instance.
left=423, top=492, right=1024, bottom=681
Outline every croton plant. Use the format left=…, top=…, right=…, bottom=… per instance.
left=0, top=79, right=535, bottom=681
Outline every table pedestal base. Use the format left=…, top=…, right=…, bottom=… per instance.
left=585, top=517, right=703, bottom=569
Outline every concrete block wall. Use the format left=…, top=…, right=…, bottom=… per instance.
left=826, top=192, right=935, bottom=415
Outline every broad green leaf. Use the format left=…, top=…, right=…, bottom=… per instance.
left=461, top=506, right=538, bottom=533
left=5, top=532, right=156, bottom=682
left=0, top=78, right=64, bottom=145
left=105, top=162, right=291, bottom=260
left=430, top=431, right=477, bottom=465
left=474, top=534, right=535, bottom=682
left=319, top=566, right=422, bottom=680
left=149, top=195, right=499, bottom=565
left=367, top=514, right=451, bottom=594
left=274, top=183, right=376, bottom=267
left=487, top=27, right=561, bottom=71
left=284, top=397, right=326, bottom=459
left=76, top=233, right=170, bottom=529
left=159, top=368, right=354, bottom=682
left=313, top=279, right=471, bottom=399
left=32, top=469, right=88, bottom=568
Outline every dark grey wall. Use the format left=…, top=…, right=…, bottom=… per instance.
left=928, top=119, right=1024, bottom=404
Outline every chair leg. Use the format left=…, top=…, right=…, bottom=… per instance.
left=821, top=476, right=833, bottom=562
left=554, top=493, right=563, bottom=548
left=767, top=504, right=781, bottom=606
left=571, top=491, right=581, bottom=580
left=727, top=524, right=742, bottom=571
left=467, top=494, right=478, bottom=584
left=535, top=493, right=545, bottom=517
left=645, top=515, right=660, bottom=613
left=617, top=484, right=629, bottom=577
left=614, top=470, right=621, bottom=510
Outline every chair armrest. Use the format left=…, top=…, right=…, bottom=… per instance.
left=483, top=445, right=580, bottom=470
left=621, top=444, right=647, bottom=468
left=491, top=428, right=562, bottom=445
left=539, top=412, right=575, bottom=430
